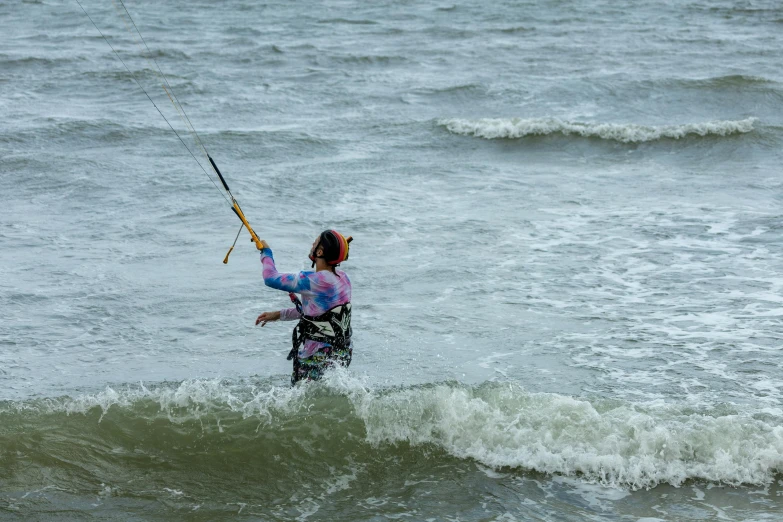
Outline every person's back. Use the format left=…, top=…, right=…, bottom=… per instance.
left=255, top=230, right=353, bottom=384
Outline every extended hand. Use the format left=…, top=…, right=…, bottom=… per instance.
left=255, top=310, right=281, bottom=326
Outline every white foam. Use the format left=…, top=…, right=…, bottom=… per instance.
left=438, top=117, right=757, bottom=143
left=23, top=375, right=783, bottom=490
left=58, top=377, right=316, bottom=424
left=352, top=381, right=783, bottom=490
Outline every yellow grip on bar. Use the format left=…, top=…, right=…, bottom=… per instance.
left=232, top=201, right=264, bottom=250
left=223, top=246, right=234, bottom=264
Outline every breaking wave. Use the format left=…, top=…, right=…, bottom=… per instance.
left=2, top=373, right=781, bottom=491
left=438, top=117, right=758, bottom=143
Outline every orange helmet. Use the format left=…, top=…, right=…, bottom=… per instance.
left=309, top=230, right=353, bottom=267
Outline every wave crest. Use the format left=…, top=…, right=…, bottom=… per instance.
left=3, top=375, right=782, bottom=490
left=438, top=117, right=758, bottom=143
left=358, top=382, right=783, bottom=489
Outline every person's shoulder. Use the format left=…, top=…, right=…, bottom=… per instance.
left=296, top=270, right=319, bottom=283
left=306, top=270, right=334, bottom=283
left=313, top=269, right=349, bottom=284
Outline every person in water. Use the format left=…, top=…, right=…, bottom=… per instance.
left=255, top=230, right=353, bottom=384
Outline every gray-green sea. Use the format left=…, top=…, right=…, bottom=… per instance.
left=2, top=0, right=782, bottom=519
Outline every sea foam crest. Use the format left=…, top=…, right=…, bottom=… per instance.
left=354, top=381, right=783, bottom=490
left=438, top=117, right=757, bottom=143
left=15, top=373, right=783, bottom=490
left=58, top=377, right=314, bottom=422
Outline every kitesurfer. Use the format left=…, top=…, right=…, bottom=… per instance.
left=255, top=231, right=353, bottom=384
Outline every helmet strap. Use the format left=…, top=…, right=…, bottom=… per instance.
left=310, top=237, right=323, bottom=268
left=309, top=232, right=341, bottom=271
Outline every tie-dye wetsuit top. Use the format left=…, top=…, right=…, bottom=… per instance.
left=260, top=247, right=352, bottom=359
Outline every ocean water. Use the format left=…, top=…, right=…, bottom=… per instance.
left=1, top=0, right=782, bottom=519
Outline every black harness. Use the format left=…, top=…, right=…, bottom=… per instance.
left=287, top=292, right=352, bottom=361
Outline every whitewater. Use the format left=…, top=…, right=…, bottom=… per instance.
left=438, top=117, right=758, bottom=143
left=30, top=374, right=783, bottom=489
left=2, top=0, right=783, bottom=519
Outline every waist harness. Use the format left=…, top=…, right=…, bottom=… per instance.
left=287, top=298, right=352, bottom=361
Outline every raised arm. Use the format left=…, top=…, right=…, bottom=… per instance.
left=260, top=247, right=314, bottom=293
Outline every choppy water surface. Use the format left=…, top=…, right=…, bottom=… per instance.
left=1, top=0, right=782, bottom=519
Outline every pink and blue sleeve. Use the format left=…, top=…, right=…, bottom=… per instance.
left=279, top=308, right=300, bottom=321
left=260, top=247, right=313, bottom=293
